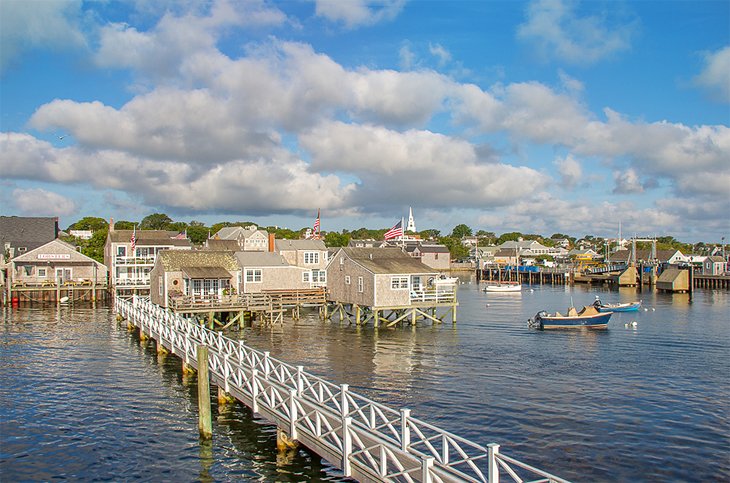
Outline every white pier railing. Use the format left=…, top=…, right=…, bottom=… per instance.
left=116, top=295, right=570, bottom=483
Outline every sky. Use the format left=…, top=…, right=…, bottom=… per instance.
left=0, top=0, right=728, bottom=243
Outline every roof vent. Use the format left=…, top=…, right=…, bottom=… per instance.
left=369, top=253, right=373, bottom=260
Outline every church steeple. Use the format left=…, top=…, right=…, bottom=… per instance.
left=406, top=206, right=416, bottom=233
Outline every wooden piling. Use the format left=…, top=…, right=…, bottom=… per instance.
left=197, top=345, right=213, bottom=440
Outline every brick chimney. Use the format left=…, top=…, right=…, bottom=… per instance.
left=109, top=218, right=115, bottom=231
left=269, top=233, right=276, bottom=252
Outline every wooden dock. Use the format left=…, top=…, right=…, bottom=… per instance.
left=117, top=295, right=569, bottom=483
left=2, top=282, right=110, bottom=306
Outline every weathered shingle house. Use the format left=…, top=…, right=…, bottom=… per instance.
left=402, top=242, right=451, bottom=270
left=214, top=225, right=269, bottom=251
left=703, top=256, right=727, bottom=275
left=150, top=250, right=239, bottom=308
left=9, top=239, right=107, bottom=286
left=0, top=216, right=59, bottom=259
left=204, top=239, right=240, bottom=251
left=275, top=239, right=329, bottom=287
left=326, top=247, right=439, bottom=308
left=235, top=251, right=310, bottom=294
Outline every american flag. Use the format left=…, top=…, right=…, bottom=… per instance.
left=312, top=209, right=320, bottom=239
left=384, top=220, right=403, bottom=240
left=130, top=226, right=136, bottom=253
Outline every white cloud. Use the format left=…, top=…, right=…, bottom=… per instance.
left=694, top=45, right=730, bottom=103
left=0, top=0, right=86, bottom=73
left=555, top=154, right=582, bottom=188
left=300, top=121, right=547, bottom=210
left=429, top=43, right=451, bottom=66
left=313, top=0, right=406, bottom=28
left=517, top=0, right=636, bottom=64
left=399, top=43, right=416, bottom=70
left=12, top=188, right=77, bottom=216
left=612, top=167, right=644, bottom=194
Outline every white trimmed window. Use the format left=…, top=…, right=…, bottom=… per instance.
left=312, top=270, right=326, bottom=283
left=391, top=276, right=409, bottom=290
left=38, top=268, right=47, bottom=277
left=304, top=251, right=320, bottom=264
left=345, top=275, right=351, bottom=285
left=303, top=271, right=311, bottom=283
left=245, top=269, right=262, bottom=282
left=357, top=276, right=364, bottom=293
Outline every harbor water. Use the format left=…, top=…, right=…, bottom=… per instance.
left=1, top=278, right=728, bottom=481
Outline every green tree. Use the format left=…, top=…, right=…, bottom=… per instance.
left=67, top=216, right=108, bottom=232
left=496, top=232, right=523, bottom=244
left=324, top=231, right=350, bottom=247
left=81, top=228, right=108, bottom=263
left=450, top=224, right=472, bottom=239
left=114, top=220, right=136, bottom=230
left=439, top=236, right=469, bottom=259
left=186, top=225, right=210, bottom=245
left=419, top=229, right=441, bottom=240
left=140, top=213, right=174, bottom=230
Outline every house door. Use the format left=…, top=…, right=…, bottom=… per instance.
left=411, top=276, right=422, bottom=291
left=55, top=268, right=72, bottom=283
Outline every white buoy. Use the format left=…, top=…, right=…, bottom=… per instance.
left=651, top=307, right=655, bottom=311
left=631, top=321, right=637, bottom=327
left=644, top=308, right=648, bottom=311
left=60, top=296, right=69, bottom=304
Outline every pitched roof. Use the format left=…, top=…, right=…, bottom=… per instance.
left=235, top=251, right=291, bottom=267
left=275, top=239, right=327, bottom=251
left=109, top=229, right=191, bottom=247
left=0, top=216, right=58, bottom=252
left=205, top=239, right=240, bottom=251
left=610, top=249, right=681, bottom=263
left=338, top=247, right=435, bottom=275
left=11, top=239, right=102, bottom=265
left=157, top=250, right=239, bottom=271
left=181, top=267, right=233, bottom=279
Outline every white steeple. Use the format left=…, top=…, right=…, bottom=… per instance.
left=406, top=206, right=416, bottom=233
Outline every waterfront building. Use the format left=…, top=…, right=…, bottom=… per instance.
left=275, top=238, right=328, bottom=288
left=0, top=216, right=59, bottom=259
left=235, top=251, right=311, bottom=293
left=401, top=241, right=451, bottom=270
left=327, top=247, right=438, bottom=309
left=703, top=255, right=727, bottom=275
left=214, top=225, right=268, bottom=251
left=105, top=224, right=192, bottom=297
left=9, top=239, right=107, bottom=286
left=149, top=250, right=239, bottom=308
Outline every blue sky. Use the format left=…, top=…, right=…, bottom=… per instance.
left=1, top=0, right=728, bottom=242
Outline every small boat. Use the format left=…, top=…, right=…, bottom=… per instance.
left=529, top=305, right=612, bottom=329
left=593, top=297, right=641, bottom=312
left=431, top=275, right=458, bottom=286
left=484, top=282, right=522, bottom=293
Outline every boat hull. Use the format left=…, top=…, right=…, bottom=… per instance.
left=484, top=284, right=522, bottom=293
left=534, top=311, right=612, bottom=329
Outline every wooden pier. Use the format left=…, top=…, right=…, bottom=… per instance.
left=116, top=295, right=569, bottom=483
left=2, top=282, right=110, bottom=306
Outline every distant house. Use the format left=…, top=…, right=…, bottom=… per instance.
left=235, top=251, right=310, bottom=293
left=214, top=225, right=269, bottom=251
left=9, top=239, right=107, bottom=286
left=493, top=248, right=518, bottom=265
left=105, top=225, right=192, bottom=294
left=69, top=230, right=93, bottom=240
left=348, top=239, right=384, bottom=248
left=204, top=239, right=240, bottom=251
left=150, top=250, right=239, bottom=308
left=499, top=240, right=551, bottom=256
left=0, top=216, right=59, bottom=259
left=326, top=247, right=438, bottom=308
left=610, top=249, right=684, bottom=265
left=703, top=256, right=726, bottom=275
left=403, top=242, right=451, bottom=270
left=275, top=239, right=329, bottom=287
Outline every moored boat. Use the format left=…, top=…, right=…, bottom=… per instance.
left=529, top=305, right=612, bottom=329
left=593, top=297, right=641, bottom=312
left=484, top=282, right=522, bottom=293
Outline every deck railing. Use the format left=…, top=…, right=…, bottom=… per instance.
left=117, top=295, right=569, bottom=483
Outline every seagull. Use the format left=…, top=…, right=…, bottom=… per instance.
left=58, top=135, right=67, bottom=140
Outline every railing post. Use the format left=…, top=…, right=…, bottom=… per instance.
left=340, top=384, right=350, bottom=475
left=401, top=408, right=411, bottom=451
left=421, top=456, right=434, bottom=483
left=488, top=443, right=500, bottom=483
left=251, top=369, right=259, bottom=413
left=223, top=354, right=230, bottom=393
left=289, top=389, right=298, bottom=440
left=342, top=416, right=352, bottom=477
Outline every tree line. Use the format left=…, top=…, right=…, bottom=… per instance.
left=63, top=214, right=703, bottom=264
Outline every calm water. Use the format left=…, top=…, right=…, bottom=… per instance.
left=1, top=278, right=728, bottom=482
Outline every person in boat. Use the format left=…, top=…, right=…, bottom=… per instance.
left=593, top=296, right=602, bottom=308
